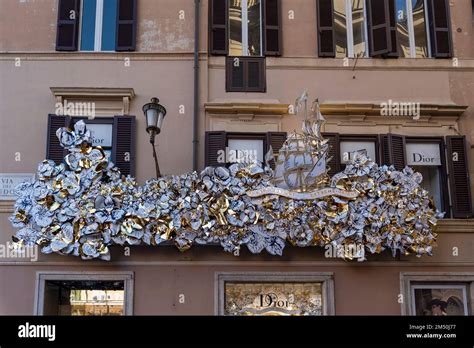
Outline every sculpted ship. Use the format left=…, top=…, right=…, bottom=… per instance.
left=272, top=92, right=332, bottom=192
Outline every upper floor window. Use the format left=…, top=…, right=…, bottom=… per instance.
left=56, top=0, right=137, bottom=52
left=317, top=0, right=453, bottom=58
left=229, top=0, right=263, bottom=56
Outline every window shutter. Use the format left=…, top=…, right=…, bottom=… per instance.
left=323, top=133, right=341, bottom=176
left=385, top=0, right=399, bottom=57
left=264, top=0, right=282, bottom=56
left=366, top=0, right=391, bottom=56
left=427, top=0, right=453, bottom=58
left=382, top=134, right=406, bottom=170
left=46, top=114, right=70, bottom=164
left=316, top=0, right=335, bottom=57
left=205, top=131, right=227, bottom=167
left=446, top=136, right=472, bottom=218
left=112, top=115, right=136, bottom=176
left=226, top=57, right=266, bottom=92
left=380, top=134, right=391, bottom=165
left=56, top=0, right=80, bottom=51
left=266, top=132, right=287, bottom=168
left=116, top=0, right=137, bottom=51
left=210, top=0, right=228, bottom=55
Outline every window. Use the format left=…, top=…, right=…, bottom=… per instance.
left=205, top=131, right=287, bottom=167
left=47, top=115, right=136, bottom=176
left=35, top=272, right=134, bottom=315
left=229, top=0, right=263, bottom=56
left=216, top=273, right=335, bottom=315
left=56, top=0, right=137, bottom=51
left=400, top=273, right=474, bottom=315
left=322, top=133, right=473, bottom=218
left=317, top=0, right=452, bottom=58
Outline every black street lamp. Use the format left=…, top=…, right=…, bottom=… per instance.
left=142, top=97, right=167, bottom=178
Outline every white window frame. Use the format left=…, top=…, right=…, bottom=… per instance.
left=34, top=271, right=134, bottom=315
left=79, top=0, right=110, bottom=52
left=341, top=0, right=370, bottom=58
left=232, top=0, right=263, bottom=56
left=404, top=0, right=432, bottom=58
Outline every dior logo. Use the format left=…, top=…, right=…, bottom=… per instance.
left=258, top=292, right=293, bottom=309
left=412, top=153, right=437, bottom=164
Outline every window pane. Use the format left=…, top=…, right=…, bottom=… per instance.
left=340, top=141, right=377, bottom=164
left=228, top=139, right=264, bottom=163
left=80, top=0, right=97, bottom=51
left=229, top=1, right=243, bottom=56
left=352, top=0, right=367, bottom=57
left=396, top=0, right=411, bottom=57
left=412, top=166, right=442, bottom=210
left=224, top=282, right=323, bottom=316
left=43, top=280, right=125, bottom=316
left=412, top=285, right=469, bottom=316
left=412, top=0, right=429, bottom=57
left=334, top=0, right=348, bottom=57
left=247, top=0, right=262, bottom=56
left=101, top=0, right=118, bottom=51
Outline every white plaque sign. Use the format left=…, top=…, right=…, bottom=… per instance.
left=340, top=141, right=377, bottom=164
left=406, top=143, right=441, bottom=166
left=0, top=173, right=35, bottom=200
left=87, top=124, right=113, bottom=147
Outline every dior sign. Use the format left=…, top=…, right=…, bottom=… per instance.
left=258, top=292, right=293, bottom=309
left=406, top=143, right=441, bottom=166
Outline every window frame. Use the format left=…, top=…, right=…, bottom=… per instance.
left=215, top=272, right=335, bottom=315
left=225, top=132, right=267, bottom=166
left=339, top=134, right=380, bottom=167
left=400, top=272, right=474, bottom=315
left=228, top=0, right=264, bottom=57
left=78, top=0, right=116, bottom=52
left=34, top=271, right=134, bottom=315
left=405, top=0, right=432, bottom=58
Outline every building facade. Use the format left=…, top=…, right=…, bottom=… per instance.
left=0, top=0, right=473, bottom=316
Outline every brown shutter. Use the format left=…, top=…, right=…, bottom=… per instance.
left=427, top=0, right=453, bottom=58
left=446, top=136, right=472, bottom=218
left=56, top=0, right=80, bottom=51
left=205, top=131, right=227, bottom=167
left=388, top=134, right=406, bottom=170
left=266, top=132, right=287, bottom=168
left=116, top=0, right=137, bottom=51
left=226, top=57, right=266, bottom=92
left=46, top=114, right=70, bottom=164
left=264, top=0, right=282, bottom=56
left=386, top=0, right=399, bottom=57
left=112, top=115, right=136, bottom=177
left=380, top=134, right=391, bottom=165
left=316, top=0, right=335, bottom=57
left=210, top=0, right=228, bottom=55
left=323, top=133, right=341, bottom=176
left=366, top=0, right=391, bottom=56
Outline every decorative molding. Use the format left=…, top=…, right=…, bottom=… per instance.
left=437, top=219, right=474, bottom=233
left=50, top=87, right=135, bottom=115
left=205, top=101, right=290, bottom=116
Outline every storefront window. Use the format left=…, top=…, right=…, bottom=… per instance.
left=340, top=140, right=377, bottom=164
left=412, top=284, right=469, bottom=316
left=227, top=138, right=264, bottom=163
left=224, top=282, right=323, bottom=316
left=43, top=280, right=125, bottom=316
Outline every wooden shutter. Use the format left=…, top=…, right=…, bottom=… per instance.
left=381, top=134, right=406, bottom=170
left=46, top=114, right=70, bottom=164
left=56, top=0, right=80, bottom=51
left=264, top=0, right=282, bottom=56
left=316, top=0, right=335, bottom=57
left=266, top=132, right=287, bottom=168
left=205, top=131, right=227, bottom=167
left=226, top=57, right=266, bottom=92
left=210, top=0, right=228, bottom=55
left=366, top=0, right=391, bottom=56
left=446, top=136, right=472, bottom=218
left=112, top=115, right=136, bottom=176
left=386, top=0, right=399, bottom=57
left=323, top=133, right=341, bottom=176
left=427, top=0, right=453, bottom=58
left=116, top=0, right=137, bottom=51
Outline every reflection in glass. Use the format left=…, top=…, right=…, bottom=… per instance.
left=396, top=0, right=411, bottom=57
left=352, top=0, right=367, bottom=57
left=413, top=166, right=442, bottom=210
left=334, top=0, right=348, bottom=58
left=229, top=1, right=243, bottom=56
left=412, top=0, right=429, bottom=57
left=247, top=0, right=262, bottom=56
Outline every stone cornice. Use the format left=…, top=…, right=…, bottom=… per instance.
left=205, top=101, right=290, bottom=116
left=50, top=87, right=135, bottom=100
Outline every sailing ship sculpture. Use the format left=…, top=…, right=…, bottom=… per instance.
left=273, top=91, right=330, bottom=192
